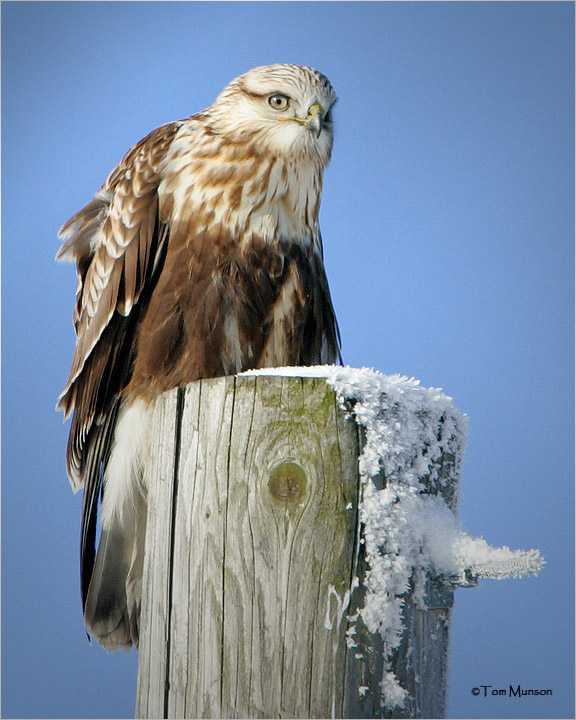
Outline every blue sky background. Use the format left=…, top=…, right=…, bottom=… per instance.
left=1, top=2, right=573, bottom=718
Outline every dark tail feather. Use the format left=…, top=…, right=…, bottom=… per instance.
left=83, top=485, right=146, bottom=651
left=84, top=503, right=146, bottom=651
left=84, top=524, right=133, bottom=650
left=80, top=399, right=121, bottom=609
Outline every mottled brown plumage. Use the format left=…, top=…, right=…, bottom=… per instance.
left=58, top=64, right=340, bottom=649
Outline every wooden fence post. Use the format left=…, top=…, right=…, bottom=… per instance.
left=134, top=372, right=541, bottom=719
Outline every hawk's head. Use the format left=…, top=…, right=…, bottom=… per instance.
left=210, top=64, right=337, bottom=165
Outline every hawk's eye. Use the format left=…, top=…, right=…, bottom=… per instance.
left=268, top=94, right=290, bottom=111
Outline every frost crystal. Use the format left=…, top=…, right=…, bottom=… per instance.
left=241, top=365, right=544, bottom=709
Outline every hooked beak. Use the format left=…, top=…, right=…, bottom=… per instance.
left=306, top=103, right=324, bottom=138
left=278, top=102, right=325, bottom=137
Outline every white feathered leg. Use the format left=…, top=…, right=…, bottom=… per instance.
left=84, top=398, right=152, bottom=650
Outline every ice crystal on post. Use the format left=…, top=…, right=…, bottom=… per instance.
left=242, top=365, right=544, bottom=709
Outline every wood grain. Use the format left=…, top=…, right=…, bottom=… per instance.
left=137, top=375, right=458, bottom=719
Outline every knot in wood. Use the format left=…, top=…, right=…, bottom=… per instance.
left=268, top=462, right=306, bottom=504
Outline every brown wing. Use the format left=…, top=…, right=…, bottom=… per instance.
left=57, top=121, right=179, bottom=487
left=57, top=121, right=180, bottom=605
left=297, top=236, right=342, bottom=365
left=255, top=239, right=341, bottom=368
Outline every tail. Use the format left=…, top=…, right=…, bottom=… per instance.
left=82, top=398, right=151, bottom=651
left=84, top=500, right=146, bottom=650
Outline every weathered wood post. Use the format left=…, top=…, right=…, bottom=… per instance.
left=135, top=369, right=543, bottom=719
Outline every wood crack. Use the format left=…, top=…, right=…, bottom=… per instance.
left=163, top=386, right=186, bottom=719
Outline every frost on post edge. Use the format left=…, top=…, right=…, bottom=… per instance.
left=241, top=365, right=545, bottom=710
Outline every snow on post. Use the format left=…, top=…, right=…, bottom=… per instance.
left=136, top=367, right=544, bottom=719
